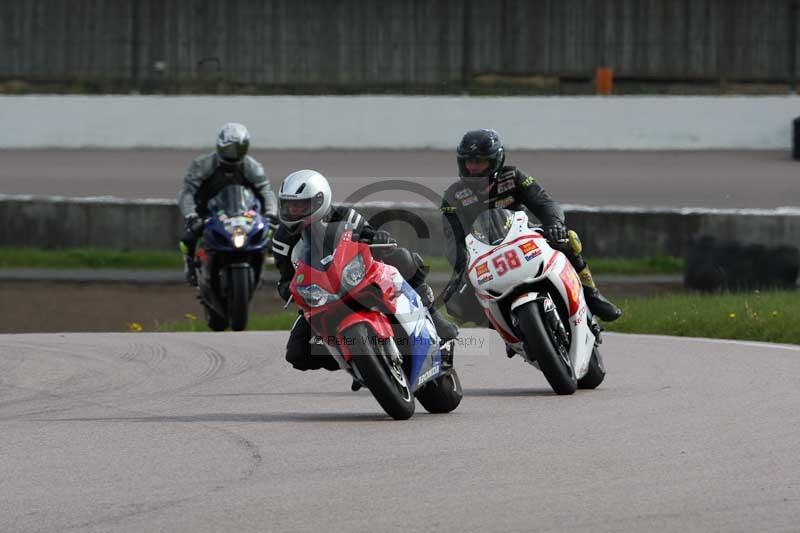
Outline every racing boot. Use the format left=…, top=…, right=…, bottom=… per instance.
left=578, top=266, right=622, bottom=322
left=430, top=307, right=459, bottom=342
left=183, top=254, right=198, bottom=287
left=417, top=283, right=459, bottom=342
left=179, top=242, right=198, bottom=287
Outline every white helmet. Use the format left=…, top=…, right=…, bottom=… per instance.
left=278, top=170, right=332, bottom=229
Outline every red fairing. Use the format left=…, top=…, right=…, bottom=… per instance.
left=558, top=261, right=583, bottom=316
left=289, top=231, right=401, bottom=324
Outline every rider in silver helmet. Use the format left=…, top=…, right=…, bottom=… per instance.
left=272, top=169, right=459, bottom=376
left=177, top=123, right=278, bottom=286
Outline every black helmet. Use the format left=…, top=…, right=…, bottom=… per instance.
left=457, top=129, right=505, bottom=187
left=216, top=122, right=250, bottom=165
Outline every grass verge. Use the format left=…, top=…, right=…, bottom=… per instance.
left=158, top=311, right=298, bottom=332
left=158, top=290, right=797, bottom=345
left=0, top=247, right=183, bottom=269
left=0, top=246, right=683, bottom=275
left=603, top=290, right=799, bottom=345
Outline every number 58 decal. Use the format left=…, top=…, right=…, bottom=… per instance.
left=491, top=250, right=522, bottom=276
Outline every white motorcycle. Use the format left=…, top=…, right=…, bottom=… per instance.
left=464, top=208, right=606, bottom=395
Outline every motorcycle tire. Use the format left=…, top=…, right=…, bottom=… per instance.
left=228, top=268, right=251, bottom=331
left=415, top=369, right=463, bottom=414
left=345, top=323, right=415, bottom=420
left=578, top=346, right=605, bottom=389
left=516, top=301, right=577, bottom=395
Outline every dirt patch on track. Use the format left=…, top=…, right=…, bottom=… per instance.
left=1, top=280, right=683, bottom=333
left=0, top=281, right=286, bottom=333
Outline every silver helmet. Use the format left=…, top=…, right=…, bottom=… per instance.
left=278, top=169, right=333, bottom=229
left=216, top=122, right=250, bottom=164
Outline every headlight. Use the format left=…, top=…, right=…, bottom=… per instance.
left=297, top=284, right=338, bottom=307
left=341, top=254, right=365, bottom=290
left=232, top=227, right=247, bottom=248
left=224, top=216, right=255, bottom=248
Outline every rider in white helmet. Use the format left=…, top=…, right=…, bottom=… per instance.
left=177, top=123, right=278, bottom=286
left=272, top=169, right=459, bottom=375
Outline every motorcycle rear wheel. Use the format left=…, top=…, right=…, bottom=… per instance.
left=516, top=300, right=577, bottom=395
left=578, top=346, right=605, bottom=389
left=345, top=323, right=415, bottom=420
left=415, top=369, right=463, bottom=414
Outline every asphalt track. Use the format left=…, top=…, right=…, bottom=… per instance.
left=2, top=149, right=798, bottom=208
left=1, top=330, right=798, bottom=532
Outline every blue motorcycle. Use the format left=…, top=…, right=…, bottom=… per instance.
left=194, top=185, right=272, bottom=331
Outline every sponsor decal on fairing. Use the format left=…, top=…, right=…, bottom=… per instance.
left=417, top=364, right=440, bottom=386
left=518, top=239, right=541, bottom=261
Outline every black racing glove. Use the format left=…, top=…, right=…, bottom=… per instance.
left=185, top=214, right=204, bottom=234
left=264, top=213, right=279, bottom=227
left=370, top=230, right=396, bottom=246
left=543, top=222, right=567, bottom=243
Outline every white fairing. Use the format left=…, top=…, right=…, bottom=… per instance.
left=465, top=211, right=595, bottom=379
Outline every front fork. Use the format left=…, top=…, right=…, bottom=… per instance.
left=508, top=293, right=570, bottom=364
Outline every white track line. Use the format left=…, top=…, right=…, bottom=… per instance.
left=604, top=331, right=800, bottom=352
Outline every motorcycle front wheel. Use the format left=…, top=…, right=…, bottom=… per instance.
left=515, top=300, right=577, bottom=395
left=227, top=267, right=252, bottom=331
left=345, top=323, right=415, bottom=420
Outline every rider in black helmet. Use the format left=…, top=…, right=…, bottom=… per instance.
left=441, top=129, right=622, bottom=327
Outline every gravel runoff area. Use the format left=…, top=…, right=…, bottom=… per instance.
left=1, top=276, right=682, bottom=334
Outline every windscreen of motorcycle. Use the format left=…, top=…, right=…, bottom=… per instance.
left=207, top=185, right=259, bottom=217
left=471, top=208, right=515, bottom=245
left=295, top=220, right=354, bottom=270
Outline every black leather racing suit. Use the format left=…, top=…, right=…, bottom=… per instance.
left=272, top=206, right=447, bottom=371
left=441, top=165, right=593, bottom=324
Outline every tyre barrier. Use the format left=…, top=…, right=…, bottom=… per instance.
left=684, top=235, right=799, bottom=291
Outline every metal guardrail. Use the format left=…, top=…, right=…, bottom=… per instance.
left=1, top=195, right=798, bottom=258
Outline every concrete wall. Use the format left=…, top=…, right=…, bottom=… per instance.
left=2, top=95, right=799, bottom=149
left=2, top=195, right=797, bottom=259
left=2, top=0, right=798, bottom=85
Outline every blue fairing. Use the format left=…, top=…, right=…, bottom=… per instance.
left=203, top=216, right=269, bottom=252
left=395, top=281, right=442, bottom=387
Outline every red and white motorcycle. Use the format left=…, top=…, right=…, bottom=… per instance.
left=464, top=209, right=606, bottom=395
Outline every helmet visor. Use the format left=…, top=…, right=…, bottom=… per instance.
left=218, top=142, right=248, bottom=163
left=280, top=192, right=324, bottom=222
